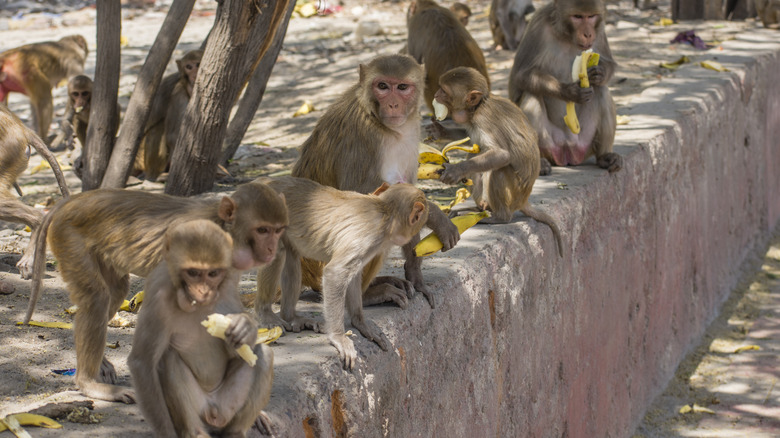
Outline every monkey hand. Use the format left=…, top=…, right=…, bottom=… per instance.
left=351, top=316, right=391, bottom=352
left=224, top=313, right=258, bottom=349
left=561, top=82, right=593, bottom=104
left=587, top=65, right=608, bottom=87
left=328, top=332, right=358, bottom=370
left=597, top=152, right=623, bottom=173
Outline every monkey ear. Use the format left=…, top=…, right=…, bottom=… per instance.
left=371, top=182, right=391, bottom=196
left=218, top=196, right=237, bottom=223
left=409, top=201, right=426, bottom=226
left=465, top=90, right=483, bottom=109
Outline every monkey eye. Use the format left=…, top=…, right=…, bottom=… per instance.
left=397, top=84, right=409, bottom=91
left=573, top=14, right=584, bottom=19
left=207, top=270, right=222, bottom=278
left=186, top=269, right=199, bottom=277
left=256, top=227, right=270, bottom=234
left=377, top=82, right=389, bottom=90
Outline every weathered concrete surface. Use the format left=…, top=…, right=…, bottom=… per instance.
left=254, top=31, right=780, bottom=438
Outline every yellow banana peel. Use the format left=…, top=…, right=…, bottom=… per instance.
left=441, top=138, right=480, bottom=156
left=16, top=320, right=73, bottom=329
left=564, top=50, right=600, bottom=134
left=0, top=413, right=62, bottom=433
left=257, top=326, right=283, bottom=344
left=292, top=100, right=315, bottom=117
left=415, top=211, right=490, bottom=257
left=437, top=188, right=471, bottom=213
left=700, top=60, right=729, bottom=72
left=418, top=143, right=447, bottom=164
left=418, top=163, right=446, bottom=179
left=202, top=314, right=257, bottom=366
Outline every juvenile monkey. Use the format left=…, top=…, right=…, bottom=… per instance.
left=508, top=0, right=621, bottom=175
left=129, top=220, right=273, bottom=437
left=755, top=0, right=780, bottom=28
left=24, top=180, right=287, bottom=403
left=0, top=35, right=88, bottom=139
left=407, top=0, right=489, bottom=112
left=434, top=67, right=564, bottom=257
left=0, top=105, right=70, bottom=280
left=292, top=54, right=459, bottom=309
left=450, top=2, right=472, bottom=26
left=256, top=177, right=428, bottom=370
left=489, top=0, right=535, bottom=50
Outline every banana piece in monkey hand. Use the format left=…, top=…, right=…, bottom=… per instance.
left=201, top=313, right=258, bottom=367
left=564, top=49, right=600, bottom=134
left=415, top=211, right=490, bottom=257
left=0, top=413, right=62, bottom=435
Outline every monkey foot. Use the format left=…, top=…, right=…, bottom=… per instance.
left=539, top=158, right=553, bottom=176
left=80, top=380, right=136, bottom=404
left=328, top=333, right=357, bottom=371
left=16, top=255, right=33, bottom=280
left=351, top=318, right=391, bottom=352
left=597, top=153, right=623, bottom=173
left=253, top=411, right=274, bottom=436
left=282, top=314, right=322, bottom=334
left=99, top=357, right=118, bottom=384
left=364, top=277, right=413, bottom=309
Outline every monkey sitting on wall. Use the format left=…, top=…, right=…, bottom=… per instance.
left=129, top=220, right=273, bottom=437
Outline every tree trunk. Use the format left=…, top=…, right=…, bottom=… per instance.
left=672, top=0, right=704, bottom=19
left=99, top=0, right=197, bottom=189
left=220, top=0, right=296, bottom=166
left=672, top=0, right=745, bottom=19
left=165, top=0, right=291, bottom=196
left=81, top=0, right=121, bottom=191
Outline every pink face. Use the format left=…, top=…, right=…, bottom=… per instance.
left=570, top=14, right=600, bottom=50
left=373, top=76, right=417, bottom=127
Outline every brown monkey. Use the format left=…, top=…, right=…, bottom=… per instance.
left=256, top=177, right=428, bottom=370
left=0, top=105, right=70, bottom=280
left=141, top=50, right=203, bottom=181
left=489, top=0, right=534, bottom=50
left=508, top=0, right=621, bottom=175
left=450, top=2, right=472, bottom=26
left=434, top=67, right=564, bottom=256
left=407, top=0, right=489, bottom=112
left=0, top=35, right=88, bottom=139
left=292, top=54, right=459, bottom=309
left=129, top=220, right=273, bottom=436
left=755, top=0, right=780, bottom=28
left=24, top=180, right=287, bottom=403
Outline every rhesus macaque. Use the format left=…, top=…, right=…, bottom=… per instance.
left=450, top=2, right=472, bottom=26
left=434, top=67, right=564, bottom=256
left=130, top=220, right=273, bottom=437
left=256, top=177, right=428, bottom=370
left=0, top=35, right=88, bottom=139
left=407, top=0, right=489, bottom=112
left=508, top=0, right=621, bottom=175
left=292, top=54, right=459, bottom=309
left=140, top=50, right=203, bottom=181
left=755, top=0, right=780, bottom=28
left=24, top=180, right=287, bottom=403
left=0, top=105, right=70, bottom=280
left=489, top=0, right=535, bottom=50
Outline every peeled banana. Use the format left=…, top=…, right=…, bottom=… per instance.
left=418, top=163, right=446, bottom=180
left=563, top=49, right=600, bottom=134
left=201, top=314, right=257, bottom=366
left=0, top=413, right=62, bottom=433
left=432, top=99, right=449, bottom=120
left=415, top=211, right=490, bottom=257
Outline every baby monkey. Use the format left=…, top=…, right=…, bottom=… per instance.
left=129, top=220, right=273, bottom=437
left=255, top=177, right=428, bottom=370
left=433, top=67, right=564, bottom=257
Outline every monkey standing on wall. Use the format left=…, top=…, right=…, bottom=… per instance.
left=508, top=0, right=622, bottom=175
left=292, top=54, right=459, bottom=309
left=130, top=220, right=273, bottom=437
left=0, top=35, right=88, bottom=139
left=433, top=67, right=564, bottom=257
left=24, top=181, right=287, bottom=403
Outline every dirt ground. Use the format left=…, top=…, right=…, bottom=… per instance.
left=0, top=0, right=772, bottom=436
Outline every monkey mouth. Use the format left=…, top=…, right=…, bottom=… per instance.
left=579, top=43, right=594, bottom=50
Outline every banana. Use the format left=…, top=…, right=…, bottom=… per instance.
left=128, top=290, right=144, bottom=312
left=564, top=49, right=600, bottom=134
left=700, top=60, right=729, bottom=72
left=418, top=143, right=447, bottom=165
left=0, top=413, right=62, bottom=433
left=201, top=313, right=257, bottom=366
left=432, top=99, right=449, bottom=120
left=257, top=326, right=283, bottom=344
left=415, top=211, right=490, bottom=257
left=440, top=188, right=471, bottom=213
left=441, top=138, right=480, bottom=156
left=16, top=320, right=73, bottom=329
left=418, top=163, right=446, bottom=180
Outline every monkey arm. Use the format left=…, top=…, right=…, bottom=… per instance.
left=440, top=148, right=511, bottom=185
left=425, top=203, right=459, bottom=251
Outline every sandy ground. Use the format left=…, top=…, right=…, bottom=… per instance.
left=0, top=0, right=773, bottom=436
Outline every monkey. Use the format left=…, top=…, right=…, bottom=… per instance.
left=508, top=0, right=621, bottom=175
left=0, top=105, right=70, bottom=281
left=255, top=177, right=428, bottom=370
left=755, top=0, right=780, bottom=29
left=291, top=54, right=459, bottom=309
left=141, top=50, right=203, bottom=182
left=433, top=67, right=564, bottom=257
left=129, top=220, right=273, bottom=437
left=450, top=2, right=472, bottom=26
left=489, top=0, right=535, bottom=50
left=406, top=0, right=490, bottom=112
left=0, top=35, right=88, bottom=139
left=23, top=180, right=287, bottom=403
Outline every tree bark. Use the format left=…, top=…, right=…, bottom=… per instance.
left=220, top=0, right=296, bottom=166
left=81, top=0, right=121, bottom=191
left=672, top=0, right=704, bottom=19
left=165, top=0, right=291, bottom=196
left=99, top=0, right=197, bottom=189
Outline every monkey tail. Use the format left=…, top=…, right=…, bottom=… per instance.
left=23, top=207, right=56, bottom=324
left=520, top=205, right=564, bottom=258
left=27, top=132, right=70, bottom=199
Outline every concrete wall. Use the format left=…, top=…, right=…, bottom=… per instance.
left=254, top=31, right=780, bottom=438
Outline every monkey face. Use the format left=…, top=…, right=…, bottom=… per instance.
left=372, top=76, right=418, bottom=127
left=70, top=89, right=90, bottom=113
left=183, top=60, right=199, bottom=85
left=177, top=267, right=226, bottom=311
left=568, top=13, right=601, bottom=50
left=232, top=223, right=286, bottom=270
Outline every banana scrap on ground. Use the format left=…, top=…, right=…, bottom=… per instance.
left=0, top=413, right=62, bottom=436
left=415, top=211, right=490, bottom=257
left=564, top=49, right=600, bottom=134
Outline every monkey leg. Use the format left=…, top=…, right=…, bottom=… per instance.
left=159, top=350, right=211, bottom=437
left=220, top=344, right=274, bottom=437
left=0, top=198, right=43, bottom=279
left=278, top=246, right=320, bottom=333
left=347, top=276, right=391, bottom=353
left=477, top=168, right=522, bottom=224
left=255, top=248, right=291, bottom=330
left=322, top=262, right=360, bottom=370
left=591, top=92, right=621, bottom=173
left=362, top=253, right=411, bottom=309
left=26, top=76, right=54, bottom=139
